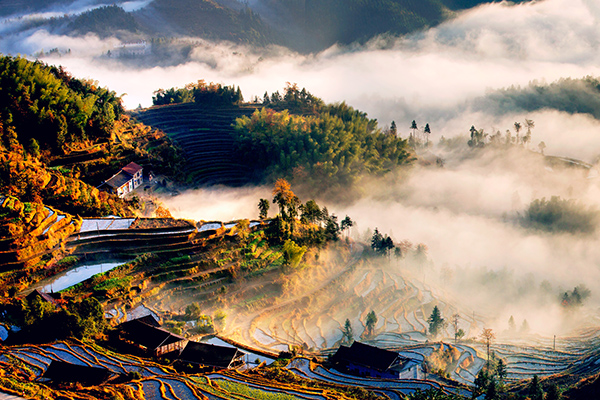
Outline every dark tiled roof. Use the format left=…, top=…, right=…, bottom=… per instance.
left=178, top=341, right=245, bottom=369
left=104, top=170, right=133, bottom=189
left=131, top=314, right=161, bottom=327
left=117, top=319, right=185, bottom=351
left=26, top=289, right=58, bottom=304
left=122, top=162, right=143, bottom=175
left=331, top=341, right=400, bottom=372
left=42, top=360, right=115, bottom=385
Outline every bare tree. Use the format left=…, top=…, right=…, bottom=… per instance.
left=481, top=328, right=496, bottom=369
left=451, top=313, right=460, bottom=344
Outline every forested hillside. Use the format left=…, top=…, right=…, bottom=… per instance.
left=0, top=55, right=184, bottom=218
left=135, top=82, right=412, bottom=195
left=234, top=98, right=412, bottom=190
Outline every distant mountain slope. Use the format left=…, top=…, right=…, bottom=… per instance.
left=0, top=0, right=70, bottom=17
left=244, top=0, right=533, bottom=51
left=133, top=0, right=276, bottom=46
left=67, top=5, right=141, bottom=38
left=24, top=0, right=532, bottom=53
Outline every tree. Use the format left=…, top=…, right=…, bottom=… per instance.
left=390, top=120, right=397, bottom=136
left=474, top=370, right=489, bottom=399
left=340, top=215, right=354, bottom=239
left=538, top=141, right=546, bottom=155
left=424, top=123, right=431, bottom=146
left=28, top=138, right=40, bottom=158
left=365, top=310, right=377, bottom=337
left=186, top=303, right=202, bottom=319
left=486, top=377, right=498, bottom=400
left=427, top=306, right=445, bottom=338
left=272, top=178, right=296, bottom=221
left=514, top=121, right=522, bottom=143
left=521, top=319, right=530, bottom=334
left=371, top=228, right=384, bottom=252
left=258, top=198, right=270, bottom=219
left=495, top=359, right=507, bottom=384
left=282, top=239, right=307, bottom=270
left=481, top=328, right=496, bottom=368
left=300, top=200, right=322, bottom=224
left=508, top=315, right=516, bottom=332
left=528, top=375, right=544, bottom=400
left=524, top=119, right=535, bottom=147
left=342, top=318, right=354, bottom=345
left=383, top=236, right=394, bottom=256
left=451, top=313, right=460, bottom=344
left=545, top=383, right=561, bottom=400
left=235, top=219, right=250, bottom=242
left=324, top=214, right=340, bottom=241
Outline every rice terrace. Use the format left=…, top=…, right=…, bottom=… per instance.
left=4, top=0, right=600, bottom=399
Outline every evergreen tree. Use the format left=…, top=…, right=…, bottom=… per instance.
left=495, top=359, right=507, bottom=384
left=427, top=306, right=445, bottom=338
left=340, top=215, right=354, bottom=238
left=342, top=318, right=354, bottom=345
left=545, top=383, right=561, bottom=400
left=528, top=375, right=544, bottom=400
left=508, top=315, right=516, bottom=332
left=258, top=198, right=270, bottom=219
left=365, top=310, right=377, bottom=337
left=390, top=120, right=397, bottom=136
left=485, top=377, right=498, bottom=400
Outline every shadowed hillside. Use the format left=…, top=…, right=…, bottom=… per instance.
left=132, top=102, right=259, bottom=187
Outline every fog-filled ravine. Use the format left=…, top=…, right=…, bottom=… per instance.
left=158, top=142, right=600, bottom=339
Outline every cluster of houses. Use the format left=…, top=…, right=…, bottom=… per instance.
left=37, top=313, right=246, bottom=386
left=20, top=291, right=246, bottom=386
left=24, top=291, right=423, bottom=387
left=112, top=314, right=245, bottom=371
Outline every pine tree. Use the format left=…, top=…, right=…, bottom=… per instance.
left=365, top=310, right=377, bottom=337
left=529, top=375, right=544, bottom=400
left=342, top=318, right=353, bottom=345
left=427, top=306, right=445, bottom=338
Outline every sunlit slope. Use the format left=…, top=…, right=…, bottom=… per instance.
left=132, top=103, right=259, bottom=187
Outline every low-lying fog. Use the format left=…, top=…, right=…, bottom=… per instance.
left=5, top=0, right=600, bottom=336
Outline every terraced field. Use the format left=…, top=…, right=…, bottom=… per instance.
left=0, top=341, right=377, bottom=399
left=131, top=103, right=260, bottom=187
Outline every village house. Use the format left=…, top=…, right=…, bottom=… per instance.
left=25, top=289, right=61, bottom=306
left=99, top=162, right=144, bottom=198
left=41, top=360, right=120, bottom=386
left=330, top=341, right=422, bottom=379
left=175, top=341, right=245, bottom=371
left=115, top=316, right=187, bottom=356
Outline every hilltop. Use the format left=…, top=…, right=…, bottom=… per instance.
left=133, top=82, right=413, bottom=200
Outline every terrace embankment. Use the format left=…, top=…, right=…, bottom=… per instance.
left=131, top=103, right=259, bottom=187
left=66, top=217, right=197, bottom=257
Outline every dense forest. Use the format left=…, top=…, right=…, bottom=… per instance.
left=153, top=80, right=244, bottom=106
left=233, top=85, right=413, bottom=189
left=0, top=56, right=122, bottom=155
